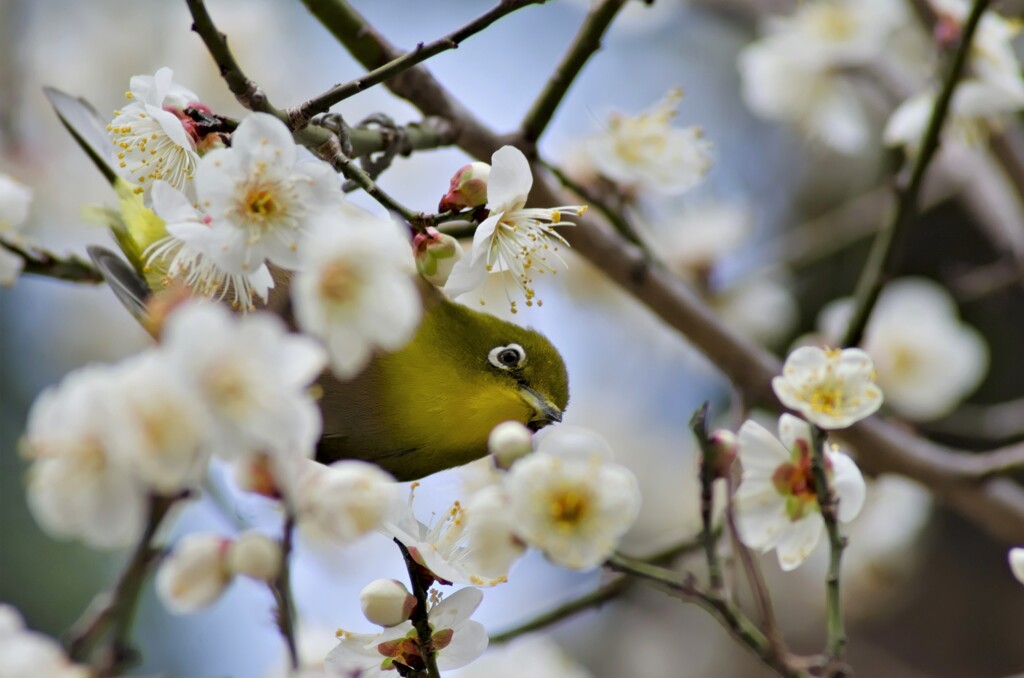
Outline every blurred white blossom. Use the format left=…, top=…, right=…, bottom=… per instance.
left=108, top=67, right=201, bottom=199
left=818, top=278, right=987, bottom=420
left=505, top=427, right=641, bottom=570
left=23, top=364, right=148, bottom=549
left=487, top=420, right=534, bottom=470
left=1009, top=547, right=1024, bottom=585
left=156, top=532, right=233, bottom=614
left=645, top=201, right=752, bottom=281
left=0, top=604, right=89, bottom=678
left=226, top=530, right=281, bottom=583
left=160, top=302, right=326, bottom=462
left=445, top=145, right=585, bottom=309
left=293, top=204, right=422, bottom=378
left=734, top=415, right=866, bottom=571
left=585, top=89, right=712, bottom=194
left=0, top=174, right=33, bottom=285
left=773, top=346, right=884, bottom=429
left=713, top=273, right=798, bottom=347
left=296, top=460, right=397, bottom=545
left=326, top=587, right=488, bottom=675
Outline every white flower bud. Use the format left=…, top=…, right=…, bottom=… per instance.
left=156, top=533, right=232, bottom=614
left=1010, top=547, right=1024, bottom=585
left=413, top=226, right=464, bottom=287
left=359, top=579, right=416, bottom=627
left=226, top=531, right=281, bottom=583
left=488, top=421, right=533, bottom=470
left=296, top=460, right=397, bottom=545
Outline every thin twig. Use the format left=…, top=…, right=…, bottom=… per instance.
left=519, top=0, right=626, bottom=146
left=541, top=160, right=646, bottom=249
left=489, top=577, right=627, bottom=644
left=270, top=513, right=299, bottom=670
left=689, top=403, right=725, bottom=592
left=397, top=541, right=441, bottom=678
left=1, top=240, right=104, bottom=284
left=290, top=0, right=548, bottom=128
left=66, top=495, right=177, bottom=675
left=606, top=553, right=806, bottom=678
left=807, top=426, right=847, bottom=668
left=840, top=0, right=993, bottom=348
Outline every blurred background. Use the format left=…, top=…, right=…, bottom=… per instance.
left=2, top=0, right=1024, bottom=676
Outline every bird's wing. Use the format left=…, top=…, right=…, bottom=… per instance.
left=87, top=245, right=152, bottom=324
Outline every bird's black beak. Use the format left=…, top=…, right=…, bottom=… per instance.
left=519, top=385, right=563, bottom=431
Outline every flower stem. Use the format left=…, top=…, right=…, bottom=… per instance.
left=396, top=540, right=441, bottom=678
left=270, top=513, right=299, bottom=670
left=808, top=425, right=847, bottom=664
left=66, top=495, right=177, bottom=676
left=840, top=0, right=993, bottom=348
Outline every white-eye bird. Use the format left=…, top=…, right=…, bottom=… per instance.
left=46, top=88, right=569, bottom=481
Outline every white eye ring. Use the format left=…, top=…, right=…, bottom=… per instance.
left=488, top=343, right=526, bottom=370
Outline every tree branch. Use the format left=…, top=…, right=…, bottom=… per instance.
left=519, top=0, right=626, bottom=146
left=397, top=541, right=441, bottom=678
left=2, top=240, right=104, bottom=285
left=489, top=577, right=627, bottom=644
left=290, top=0, right=548, bottom=129
left=840, top=0, right=993, bottom=348
left=270, top=513, right=298, bottom=670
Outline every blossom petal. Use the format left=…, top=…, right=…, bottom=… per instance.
left=775, top=514, right=823, bottom=571
left=487, top=146, right=532, bottom=213
left=829, top=451, right=866, bottom=523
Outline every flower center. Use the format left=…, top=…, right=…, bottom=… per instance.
left=808, top=5, right=856, bottom=41
left=245, top=188, right=279, bottom=221
left=205, top=364, right=251, bottom=416
left=318, top=260, right=360, bottom=303
left=809, top=386, right=843, bottom=416
left=550, top=487, right=589, bottom=528
left=771, top=440, right=831, bottom=521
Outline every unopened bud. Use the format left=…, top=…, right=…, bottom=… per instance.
left=488, top=420, right=533, bottom=470
left=438, top=162, right=490, bottom=212
left=227, top=530, right=282, bottom=582
left=360, top=579, right=417, bottom=627
left=705, top=429, right=738, bottom=479
left=414, top=226, right=464, bottom=286
left=155, top=533, right=232, bottom=615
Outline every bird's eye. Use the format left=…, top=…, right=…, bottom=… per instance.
left=488, top=343, right=526, bottom=370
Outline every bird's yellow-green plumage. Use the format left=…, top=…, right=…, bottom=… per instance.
left=313, top=283, right=569, bottom=479
left=49, top=87, right=570, bottom=481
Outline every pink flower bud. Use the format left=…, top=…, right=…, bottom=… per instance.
left=438, top=162, right=490, bottom=212
left=706, top=429, right=738, bottom=479
left=413, top=226, right=463, bottom=286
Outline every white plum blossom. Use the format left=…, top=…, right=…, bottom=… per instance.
left=505, top=427, right=641, bottom=570
left=763, top=0, right=906, bottom=64
left=0, top=173, right=33, bottom=286
left=383, top=485, right=525, bottom=587
left=160, top=302, right=326, bottom=461
left=108, top=67, right=201, bottom=197
left=196, top=112, right=343, bottom=274
left=292, top=204, right=422, bottom=377
left=772, top=346, right=883, bottom=430
left=585, top=89, right=712, bottom=194
left=734, top=415, right=866, bottom=571
left=818, top=278, right=987, bottom=420
left=0, top=605, right=90, bottom=678
left=22, top=364, right=148, bottom=549
left=148, top=180, right=274, bottom=310
left=296, top=460, right=397, bottom=545
left=326, top=587, right=488, bottom=675
left=1009, top=548, right=1024, bottom=585
left=713, top=272, right=799, bottom=347
left=444, top=145, right=586, bottom=309
left=155, top=532, right=233, bottom=614
left=931, top=0, right=1024, bottom=98
left=102, top=352, right=212, bottom=494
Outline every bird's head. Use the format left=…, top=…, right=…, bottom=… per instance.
left=434, top=301, right=569, bottom=435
